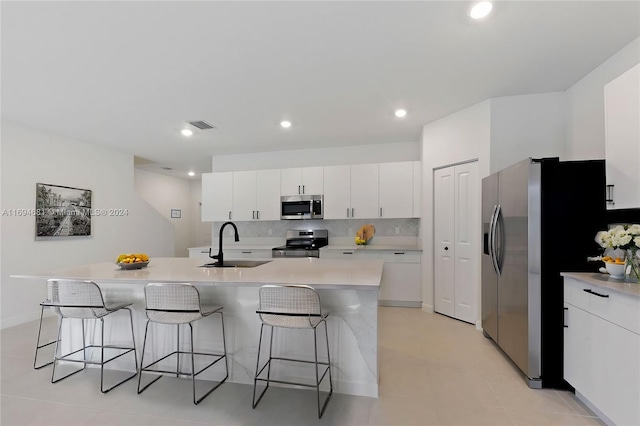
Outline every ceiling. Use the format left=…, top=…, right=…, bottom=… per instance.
left=2, top=1, right=639, bottom=179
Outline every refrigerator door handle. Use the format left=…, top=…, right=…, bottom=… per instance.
left=488, top=204, right=498, bottom=275
left=491, top=204, right=502, bottom=276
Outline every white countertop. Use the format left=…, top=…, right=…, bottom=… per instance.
left=322, top=244, right=422, bottom=252
left=561, top=272, right=640, bottom=298
left=188, top=245, right=275, bottom=251
left=13, top=257, right=383, bottom=290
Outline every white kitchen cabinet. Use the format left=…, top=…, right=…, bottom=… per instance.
left=201, top=172, right=233, bottom=222
left=232, top=170, right=280, bottom=221
left=563, top=275, right=640, bottom=426
left=323, top=165, right=351, bottom=219
left=320, top=248, right=422, bottom=306
left=605, top=63, right=640, bottom=209
left=350, top=163, right=379, bottom=219
left=281, top=167, right=323, bottom=196
left=379, top=161, right=414, bottom=218
left=413, top=161, right=421, bottom=218
left=188, top=247, right=213, bottom=258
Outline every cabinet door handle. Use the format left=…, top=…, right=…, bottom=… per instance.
left=583, top=288, right=609, bottom=298
left=346, top=208, right=350, bottom=218
left=380, top=207, right=383, bottom=217
left=298, top=185, right=301, bottom=194
left=342, top=252, right=353, bottom=255
left=200, top=251, right=209, bottom=254
left=351, top=208, right=354, bottom=217
left=242, top=251, right=252, bottom=254
left=302, top=185, right=305, bottom=194
left=228, top=211, right=231, bottom=220
left=257, top=210, right=260, bottom=220
left=563, top=307, right=568, bottom=328
left=252, top=211, right=255, bottom=219
left=394, top=252, right=405, bottom=255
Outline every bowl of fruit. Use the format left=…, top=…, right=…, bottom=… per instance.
left=116, top=253, right=150, bottom=270
left=602, top=255, right=625, bottom=279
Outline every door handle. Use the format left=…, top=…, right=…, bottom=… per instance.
left=342, top=251, right=353, bottom=255
left=252, top=211, right=255, bottom=219
left=488, top=204, right=499, bottom=276
left=302, top=185, right=305, bottom=194
left=298, top=185, right=301, bottom=194
left=257, top=210, right=260, bottom=220
left=228, top=211, right=232, bottom=220
left=563, top=307, right=568, bottom=328
left=351, top=207, right=354, bottom=217
left=444, top=247, right=449, bottom=251
left=494, top=204, right=503, bottom=275
left=242, top=251, right=252, bottom=254
left=380, top=207, right=383, bottom=217
left=346, top=208, right=350, bottom=218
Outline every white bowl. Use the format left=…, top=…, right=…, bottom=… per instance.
left=605, top=261, right=625, bottom=278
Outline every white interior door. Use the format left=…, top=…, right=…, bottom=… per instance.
left=453, top=161, right=478, bottom=323
left=434, top=161, right=478, bottom=324
left=434, top=167, right=455, bottom=317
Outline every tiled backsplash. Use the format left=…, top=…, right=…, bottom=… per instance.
left=213, top=218, right=419, bottom=238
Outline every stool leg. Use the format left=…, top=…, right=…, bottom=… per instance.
left=81, top=319, right=87, bottom=368
left=138, top=319, right=161, bottom=394
left=252, top=323, right=269, bottom=408
left=51, top=317, right=84, bottom=383
left=33, top=306, right=55, bottom=369
left=219, top=312, right=229, bottom=380
left=324, top=320, right=333, bottom=395
left=127, top=308, right=139, bottom=373
left=189, top=322, right=197, bottom=404
left=314, top=327, right=320, bottom=418
left=176, top=324, right=180, bottom=377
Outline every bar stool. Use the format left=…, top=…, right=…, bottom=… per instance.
left=33, top=300, right=66, bottom=369
left=137, top=283, right=228, bottom=405
left=46, top=279, right=138, bottom=392
left=252, top=285, right=333, bottom=419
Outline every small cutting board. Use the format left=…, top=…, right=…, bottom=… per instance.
left=356, top=224, right=375, bottom=242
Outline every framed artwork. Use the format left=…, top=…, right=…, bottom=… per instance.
left=171, top=209, right=181, bottom=219
left=35, top=183, right=92, bottom=238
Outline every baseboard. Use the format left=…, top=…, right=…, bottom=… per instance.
left=476, top=321, right=483, bottom=331
left=575, top=390, right=612, bottom=426
left=378, top=300, right=421, bottom=308
left=1, top=309, right=52, bottom=330
left=421, top=303, right=434, bottom=313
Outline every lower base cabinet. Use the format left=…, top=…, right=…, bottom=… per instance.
left=321, top=249, right=422, bottom=307
left=563, top=276, right=640, bottom=426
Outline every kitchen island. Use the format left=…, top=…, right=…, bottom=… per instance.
left=14, top=257, right=383, bottom=397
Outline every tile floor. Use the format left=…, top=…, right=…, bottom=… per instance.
left=1, top=307, right=603, bottom=425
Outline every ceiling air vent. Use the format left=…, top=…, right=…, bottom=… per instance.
left=188, top=120, right=216, bottom=130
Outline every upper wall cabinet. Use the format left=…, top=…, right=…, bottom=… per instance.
left=379, top=161, right=414, bottom=218
left=605, top=64, right=640, bottom=209
left=202, top=172, right=233, bottom=222
left=281, top=167, right=324, bottom=196
left=323, top=165, right=352, bottom=219
left=232, top=170, right=281, bottom=221
left=413, top=161, right=422, bottom=218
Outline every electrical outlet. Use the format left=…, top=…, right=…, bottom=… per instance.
left=268, top=228, right=272, bottom=236
left=395, top=226, right=400, bottom=234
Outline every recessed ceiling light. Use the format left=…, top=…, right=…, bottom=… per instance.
left=181, top=129, right=193, bottom=136
left=280, top=120, right=292, bottom=128
left=470, top=2, right=492, bottom=19
left=188, top=171, right=195, bottom=177
left=395, top=109, right=407, bottom=118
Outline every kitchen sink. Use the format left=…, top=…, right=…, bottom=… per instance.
left=201, top=260, right=272, bottom=268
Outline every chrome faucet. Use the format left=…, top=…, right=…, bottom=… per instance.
left=209, top=221, right=239, bottom=267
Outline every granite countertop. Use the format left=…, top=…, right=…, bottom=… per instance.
left=561, top=272, right=640, bottom=298
left=321, top=244, right=422, bottom=252
left=13, top=257, right=384, bottom=290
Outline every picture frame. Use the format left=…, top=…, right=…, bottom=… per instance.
left=171, top=209, right=181, bottom=219
left=35, top=183, right=92, bottom=239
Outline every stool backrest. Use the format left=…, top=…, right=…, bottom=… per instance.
left=144, top=283, right=202, bottom=323
left=258, top=285, right=322, bottom=328
left=47, top=279, right=107, bottom=319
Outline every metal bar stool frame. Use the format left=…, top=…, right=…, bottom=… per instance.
left=137, top=283, right=228, bottom=405
left=45, top=279, right=138, bottom=393
left=252, top=284, right=333, bottom=419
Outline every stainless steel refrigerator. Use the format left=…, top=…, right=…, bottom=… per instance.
left=481, top=157, right=606, bottom=389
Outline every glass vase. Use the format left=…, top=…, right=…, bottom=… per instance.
left=624, top=249, right=640, bottom=284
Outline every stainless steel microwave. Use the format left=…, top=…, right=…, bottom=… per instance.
left=281, top=195, right=323, bottom=220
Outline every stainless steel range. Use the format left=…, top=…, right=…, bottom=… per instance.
left=272, top=229, right=328, bottom=258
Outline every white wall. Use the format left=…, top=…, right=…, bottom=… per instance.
left=134, top=169, right=191, bottom=256
left=566, top=37, right=640, bottom=160
left=189, top=178, right=211, bottom=248
left=490, top=92, right=566, bottom=173
left=1, top=121, right=175, bottom=328
left=420, top=100, right=491, bottom=315
left=211, top=141, right=420, bottom=172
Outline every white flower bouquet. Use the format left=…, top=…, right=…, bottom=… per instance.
left=595, top=224, right=640, bottom=281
